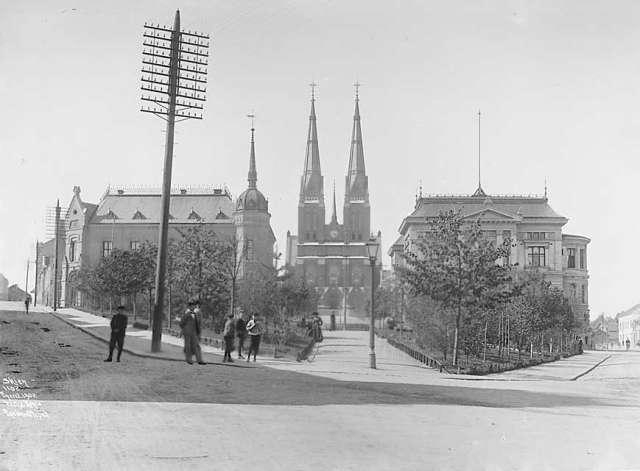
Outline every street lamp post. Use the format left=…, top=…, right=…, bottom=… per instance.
left=366, top=238, right=380, bottom=369
left=342, top=233, right=350, bottom=330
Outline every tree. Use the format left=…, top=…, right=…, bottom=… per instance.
left=503, top=270, right=578, bottom=358
left=404, top=294, right=454, bottom=361
left=400, top=210, right=514, bottom=365
left=215, top=234, right=246, bottom=318
left=170, top=225, right=231, bottom=330
left=72, top=248, right=155, bottom=313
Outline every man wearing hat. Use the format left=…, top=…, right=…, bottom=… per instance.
left=180, top=299, right=205, bottom=365
left=105, top=305, right=128, bottom=362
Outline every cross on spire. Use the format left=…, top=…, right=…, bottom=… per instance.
left=309, top=81, right=318, bottom=101
left=247, top=111, right=256, bottom=138
left=247, top=111, right=257, bottom=188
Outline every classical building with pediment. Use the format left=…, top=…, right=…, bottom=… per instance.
left=389, top=186, right=591, bottom=326
left=37, top=127, right=275, bottom=309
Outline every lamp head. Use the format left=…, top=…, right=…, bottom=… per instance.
left=365, top=238, right=380, bottom=262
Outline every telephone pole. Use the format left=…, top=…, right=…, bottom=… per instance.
left=141, top=10, right=210, bottom=352
left=53, top=200, right=61, bottom=311
left=34, top=241, right=39, bottom=306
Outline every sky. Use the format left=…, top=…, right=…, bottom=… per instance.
left=1, top=0, right=639, bottom=319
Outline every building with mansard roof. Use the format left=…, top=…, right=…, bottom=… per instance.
left=389, top=184, right=591, bottom=330
left=286, top=92, right=381, bottom=314
left=37, top=128, right=275, bottom=309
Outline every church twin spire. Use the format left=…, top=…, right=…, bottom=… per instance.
left=300, top=86, right=324, bottom=203
left=299, top=85, right=369, bottom=209
left=345, top=85, right=368, bottom=202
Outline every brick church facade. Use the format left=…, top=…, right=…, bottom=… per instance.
left=286, top=93, right=381, bottom=313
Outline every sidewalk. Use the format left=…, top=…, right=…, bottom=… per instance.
left=0, top=301, right=289, bottom=366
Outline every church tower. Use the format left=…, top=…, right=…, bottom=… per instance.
left=298, top=90, right=325, bottom=242
left=287, top=85, right=380, bottom=315
left=235, top=121, right=275, bottom=275
left=343, top=90, right=370, bottom=242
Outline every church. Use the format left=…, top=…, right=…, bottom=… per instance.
left=36, top=126, right=275, bottom=309
left=286, top=91, right=381, bottom=315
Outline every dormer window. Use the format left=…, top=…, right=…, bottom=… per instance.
left=105, top=210, right=118, bottom=220
left=133, top=210, right=146, bottom=220
left=188, top=210, right=201, bottom=221
left=215, top=210, right=229, bottom=220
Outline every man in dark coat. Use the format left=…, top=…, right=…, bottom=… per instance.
left=180, top=300, right=205, bottom=365
left=222, top=313, right=235, bottom=362
left=235, top=313, right=247, bottom=359
left=105, top=305, right=128, bottom=362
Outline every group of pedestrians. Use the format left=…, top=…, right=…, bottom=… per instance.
left=102, top=299, right=311, bottom=365
left=223, top=311, right=263, bottom=363
left=181, top=299, right=263, bottom=365
left=302, top=311, right=324, bottom=343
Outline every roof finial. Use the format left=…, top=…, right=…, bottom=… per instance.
left=354, top=80, right=361, bottom=101
left=248, top=110, right=256, bottom=135
left=310, top=81, right=317, bottom=102
left=478, top=110, right=481, bottom=190
left=472, top=110, right=487, bottom=197
left=544, top=177, right=548, bottom=199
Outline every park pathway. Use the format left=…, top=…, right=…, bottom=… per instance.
left=0, top=301, right=613, bottom=384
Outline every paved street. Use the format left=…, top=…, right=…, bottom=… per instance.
left=2, top=303, right=640, bottom=470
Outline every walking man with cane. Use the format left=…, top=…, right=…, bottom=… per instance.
left=180, top=299, right=206, bottom=365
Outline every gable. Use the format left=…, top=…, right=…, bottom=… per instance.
left=462, top=208, right=519, bottom=222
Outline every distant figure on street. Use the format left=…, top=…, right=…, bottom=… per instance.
left=577, top=337, right=583, bottom=354
left=235, top=313, right=247, bottom=359
left=310, top=311, right=323, bottom=342
left=223, top=313, right=235, bottom=362
left=180, top=300, right=205, bottom=365
left=246, top=314, right=263, bottom=362
left=24, top=294, right=31, bottom=314
left=105, top=305, right=128, bottom=362
left=626, top=338, right=631, bottom=350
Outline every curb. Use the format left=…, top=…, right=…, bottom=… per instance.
left=48, top=311, right=252, bottom=369
left=570, top=354, right=611, bottom=381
